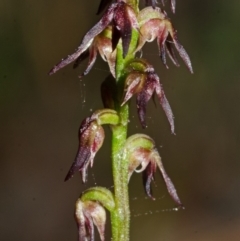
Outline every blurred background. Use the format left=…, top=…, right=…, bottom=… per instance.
left=1, top=0, right=240, bottom=240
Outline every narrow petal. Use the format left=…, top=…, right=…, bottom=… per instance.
left=153, top=150, right=183, bottom=207
left=84, top=212, right=95, bottom=241
left=96, top=35, right=116, bottom=77
left=113, top=2, right=138, bottom=57
left=113, top=3, right=132, bottom=57
left=76, top=200, right=107, bottom=241
left=166, top=38, right=180, bottom=67
left=136, top=75, right=156, bottom=128
left=65, top=146, right=91, bottom=181
left=80, top=165, right=90, bottom=183
left=49, top=4, right=116, bottom=75
left=157, top=27, right=169, bottom=67
left=172, top=33, right=193, bottom=73
left=142, top=162, right=156, bottom=200
left=90, top=204, right=106, bottom=241
left=79, top=45, right=98, bottom=78
left=136, top=91, right=148, bottom=128
left=73, top=49, right=89, bottom=69
left=171, top=0, right=176, bottom=13
left=76, top=211, right=88, bottom=241
left=161, top=0, right=176, bottom=13
left=154, top=74, right=175, bottom=134
left=111, top=25, right=121, bottom=51
left=65, top=119, right=105, bottom=182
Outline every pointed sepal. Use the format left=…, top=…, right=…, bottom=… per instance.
left=136, top=7, right=193, bottom=73
left=122, top=59, right=175, bottom=133
left=125, top=134, right=183, bottom=207
left=65, top=109, right=119, bottom=182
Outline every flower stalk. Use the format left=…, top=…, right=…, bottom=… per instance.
left=110, top=31, right=139, bottom=241
left=49, top=0, right=192, bottom=241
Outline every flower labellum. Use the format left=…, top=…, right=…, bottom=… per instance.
left=75, top=199, right=106, bottom=241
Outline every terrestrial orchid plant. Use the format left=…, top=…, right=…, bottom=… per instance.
left=49, top=0, right=193, bottom=241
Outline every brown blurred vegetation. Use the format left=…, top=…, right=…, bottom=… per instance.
left=1, top=0, right=240, bottom=241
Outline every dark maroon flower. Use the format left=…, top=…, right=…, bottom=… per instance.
left=65, top=109, right=119, bottom=182
left=122, top=59, right=175, bottom=133
left=137, top=7, right=193, bottom=73
left=65, top=117, right=105, bottom=183
left=126, top=134, right=183, bottom=207
left=73, top=28, right=117, bottom=78
left=137, top=147, right=182, bottom=207
left=49, top=1, right=138, bottom=76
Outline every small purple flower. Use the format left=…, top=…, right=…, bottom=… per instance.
left=127, top=134, right=183, bottom=207
left=49, top=1, right=138, bottom=76
left=65, top=116, right=105, bottom=183
left=122, top=59, right=175, bottom=133
left=65, top=109, right=119, bottom=182
left=137, top=7, right=193, bottom=73
left=73, top=28, right=117, bottom=78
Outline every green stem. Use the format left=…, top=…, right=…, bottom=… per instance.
left=111, top=104, right=130, bottom=241
left=111, top=29, right=139, bottom=241
left=127, top=0, right=139, bottom=13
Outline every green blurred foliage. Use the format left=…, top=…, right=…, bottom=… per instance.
left=1, top=0, right=240, bottom=241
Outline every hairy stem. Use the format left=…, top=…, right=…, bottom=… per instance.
left=111, top=29, right=139, bottom=241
